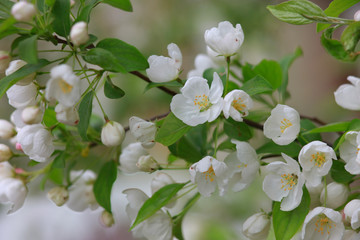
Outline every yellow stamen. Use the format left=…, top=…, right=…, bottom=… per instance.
left=232, top=97, right=246, bottom=113
left=58, top=79, right=73, bottom=93
left=194, top=94, right=211, bottom=112
left=280, top=118, right=292, bottom=133
left=280, top=173, right=298, bottom=191
left=203, top=166, right=215, bottom=182
left=315, top=215, right=336, bottom=235
left=311, top=152, right=326, bottom=167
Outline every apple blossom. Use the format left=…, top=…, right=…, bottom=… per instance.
left=17, top=124, right=54, bottom=162
left=0, top=119, right=16, bottom=139
left=119, top=142, right=148, bottom=173
left=189, top=156, right=228, bottom=197
left=263, top=104, right=300, bottom=145
left=10, top=109, right=26, bottom=130
left=171, top=72, right=224, bottom=126
left=0, top=51, right=10, bottom=74
left=355, top=11, right=360, bottom=22
left=70, top=21, right=90, bottom=46
left=6, top=82, right=38, bottom=109
left=334, top=76, right=360, bottom=110
left=21, top=106, right=42, bottom=125
left=187, top=54, right=217, bottom=78
left=0, top=178, right=27, bottom=214
left=11, top=1, right=36, bottom=22
left=101, top=121, right=125, bottom=147
left=47, top=186, right=69, bottom=207
left=204, top=21, right=244, bottom=56
left=301, top=207, right=344, bottom=240
left=298, top=141, right=337, bottom=187
left=129, top=116, right=157, bottom=148
left=151, top=172, right=176, bottom=194
left=223, top=89, right=253, bottom=122
left=146, top=43, right=182, bottom=83
left=123, top=188, right=173, bottom=240
left=344, top=199, right=360, bottom=230
left=136, top=155, right=159, bottom=172
left=55, top=104, right=79, bottom=126
left=320, top=182, right=349, bottom=209
left=45, top=64, right=81, bottom=107
left=0, top=144, right=12, bottom=162
left=6, top=60, right=35, bottom=86
left=242, top=212, right=271, bottom=240
left=263, top=153, right=305, bottom=211
left=343, top=230, right=360, bottom=240
left=339, top=131, right=360, bottom=174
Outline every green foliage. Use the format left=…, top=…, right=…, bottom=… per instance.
left=93, top=161, right=118, bottom=213
left=253, top=60, right=283, bottom=89
left=52, top=0, right=71, bottom=37
left=83, top=48, right=126, bottom=73
left=303, top=121, right=350, bottom=134
left=77, top=91, right=94, bottom=141
left=76, top=4, right=95, bottom=23
left=99, top=0, right=133, bottom=12
left=331, top=160, right=355, bottom=184
left=341, top=22, right=360, bottom=52
left=241, top=75, right=274, bottom=96
left=257, top=141, right=301, bottom=158
left=272, top=187, right=310, bottom=240
left=18, top=35, right=38, bottom=64
left=43, top=107, right=58, bottom=128
left=298, top=119, right=322, bottom=145
left=223, top=119, right=253, bottom=141
left=104, top=76, right=125, bottom=99
left=52, top=151, right=68, bottom=168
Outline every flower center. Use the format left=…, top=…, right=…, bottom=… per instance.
left=315, top=215, right=336, bottom=235
left=194, top=94, right=212, bottom=112
left=280, top=173, right=298, bottom=191
left=237, top=163, right=248, bottom=168
left=280, top=118, right=292, bottom=133
left=231, top=97, right=246, bottom=113
left=58, top=78, right=73, bottom=93
left=311, top=152, right=326, bottom=167
left=203, top=166, right=215, bottom=182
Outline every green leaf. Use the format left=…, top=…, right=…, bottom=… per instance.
left=93, top=161, right=118, bottom=213
left=52, top=0, right=71, bottom=37
left=0, top=59, right=50, bottom=98
left=43, top=107, right=58, bottom=128
left=273, top=187, right=310, bottom=240
left=131, top=183, right=186, bottom=230
left=83, top=47, right=126, bottom=73
left=253, top=60, right=283, bottom=89
left=241, top=75, right=274, bottom=96
left=0, top=17, right=16, bottom=37
left=341, top=22, right=360, bottom=52
left=257, top=141, right=301, bottom=158
left=18, top=35, right=38, bottom=64
left=298, top=119, right=322, bottom=145
left=203, top=67, right=226, bottom=85
left=104, top=76, right=125, bottom=99
left=224, top=119, right=253, bottom=141
left=317, top=0, right=360, bottom=32
left=96, top=38, right=148, bottom=72
left=347, top=118, right=360, bottom=131
left=52, top=151, right=68, bottom=168
left=155, top=112, right=191, bottom=146
left=303, top=121, right=349, bottom=134
left=77, top=91, right=94, bottom=141
left=267, top=0, right=326, bottom=25
left=331, top=160, right=355, bottom=184
left=245, top=110, right=270, bottom=123
left=102, top=0, right=132, bottom=12
left=76, top=4, right=95, bottom=23
left=217, top=140, right=236, bottom=151
left=241, top=63, right=256, bottom=82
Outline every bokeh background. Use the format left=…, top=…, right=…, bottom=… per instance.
left=1, top=0, right=360, bottom=239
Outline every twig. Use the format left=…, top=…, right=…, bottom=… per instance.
left=300, top=115, right=327, bottom=126
left=244, top=119, right=263, bottom=131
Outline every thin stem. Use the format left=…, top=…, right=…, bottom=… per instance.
left=130, top=71, right=177, bottom=96
left=224, top=56, right=231, bottom=95
left=243, top=119, right=263, bottom=131
left=213, top=119, right=220, bottom=158
left=323, top=176, right=327, bottom=207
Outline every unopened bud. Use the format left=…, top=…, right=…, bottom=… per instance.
left=0, top=51, right=10, bottom=74
left=242, top=212, right=271, bottom=240
left=320, top=182, right=349, bottom=209
left=0, top=119, right=16, bottom=139
left=47, top=186, right=69, bottom=206
left=11, top=1, right=36, bottom=22
left=100, top=210, right=115, bottom=227
left=6, top=60, right=35, bottom=85
left=21, top=106, right=42, bottom=125
left=355, top=10, right=360, bottom=21
left=0, top=144, right=13, bottom=162
left=70, top=21, right=89, bottom=46
left=136, top=155, right=159, bottom=172
left=70, top=0, right=75, bottom=7
left=101, top=121, right=125, bottom=147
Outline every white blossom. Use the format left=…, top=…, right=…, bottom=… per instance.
left=70, top=21, right=90, bottom=46
left=0, top=162, right=14, bottom=181
left=189, top=156, right=228, bottom=197
left=344, top=199, right=360, bottom=230
left=0, top=144, right=12, bottom=162
left=320, top=182, right=349, bottom=209
left=171, top=72, right=224, bottom=126
left=263, top=104, right=300, bottom=145
left=223, top=89, right=253, bottom=122
left=146, top=43, right=182, bottom=83
left=263, top=153, right=305, bottom=211
left=355, top=11, right=360, bottom=22
left=151, top=172, right=176, bottom=194
left=55, top=103, right=79, bottom=126
left=301, top=207, right=344, bottom=240
left=187, top=54, right=217, bottom=78
left=339, top=131, right=360, bottom=174
left=45, top=64, right=81, bottom=107
left=123, top=188, right=173, bottom=240
left=6, top=82, right=38, bottom=109
left=129, top=116, right=157, bottom=148
left=298, top=141, right=336, bottom=187
left=0, top=51, right=10, bottom=74
left=10, top=109, right=26, bottom=130
left=6, top=60, right=35, bottom=86
left=204, top=21, right=244, bottom=56
left=343, top=229, right=360, bottom=240
left=21, top=106, right=42, bottom=125
left=119, top=142, right=148, bottom=173
left=242, top=212, right=271, bottom=240
left=47, top=186, right=69, bottom=207
left=334, top=76, right=360, bottom=110
left=100, top=210, right=115, bottom=228
left=66, top=170, right=98, bottom=212
left=0, top=119, right=16, bottom=139
left=101, top=121, right=125, bottom=147
left=17, top=124, right=54, bottom=162
left=0, top=178, right=27, bottom=214
left=11, top=1, right=36, bottom=22
left=136, top=155, right=159, bottom=172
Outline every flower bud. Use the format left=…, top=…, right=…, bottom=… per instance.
left=119, top=142, right=147, bottom=173
left=355, top=10, right=360, bottom=21
left=100, top=210, right=115, bottom=227
left=0, top=51, right=10, bottom=74
left=0, top=161, right=14, bottom=181
left=21, top=106, right=42, bottom=125
left=0, top=119, right=16, bottom=139
left=70, top=0, right=75, bottom=7
left=242, top=212, right=271, bottom=240
left=11, top=1, right=36, bottom=22
left=320, top=182, right=349, bottom=209
left=70, top=21, right=89, bottom=46
left=47, top=186, right=69, bottom=206
left=101, top=121, right=125, bottom=147
left=0, top=144, right=12, bottom=162
left=129, top=116, right=157, bottom=148
left=136, top=155, right=159, bottom=172
left=6, top=60, right=35, bottom=86
left=55, top=104, right=79, bottom=126
left=344, top=199, right=360, bottom=229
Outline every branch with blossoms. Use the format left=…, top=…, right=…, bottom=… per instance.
left=2, top=0, right=360, bottom=240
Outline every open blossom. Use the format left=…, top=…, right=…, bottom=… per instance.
left=6, top=82, right=38, bottom=109
left=146, top=43, right=182, bottom=83
left=263, top=153, right=305, bottom=211
left=187, top=54, right=217, bottom=78
left=129, top=116, right=157, bottom=148
left=6, top=60, right=35, bottom=86
left=224, top=140, right=259, bottom=192
left=189, top=156, right=228, bottom=197
left=223, top=89, right=253, bottom=122
left=55, top=104, right=79, bottom=126
left=45, top=64, right=81, bottom=107
left=123, top=188, right=173, bottom=240
left=101, top=121, right=125, bottom=147
left=70, top=21, right=89, bottom=46
left=242, top=212, right=271, bottom=240
left=263, top=104, right=300, bottom=145
left=17, top=124, right=54, bottom=162
left=320, top=182, right=349, bottom=209
left=343, top=230, right=360, bottom=240
left=339, top=131, right=360, bottom=174
left=11, top=1, right=36, bottom=22
left=66, top=170, right=98, bottom=212
left=298, top=141, right=336, bottom=187
left=334, top=76, right=360, bottom=110
left=302, top=207, right=344, bottom=240
left=171, top=72, right=224, bottom=126
left=204, top=21, right=244, bottom=56
left=344, top=199, right=360, bottom=230
left=119, top=142, right=148, bottom=173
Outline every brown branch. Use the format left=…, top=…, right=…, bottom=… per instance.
left=300, top=115, right=327, bottom=126
left=244, top=119, right=263, bottom=131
